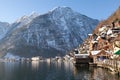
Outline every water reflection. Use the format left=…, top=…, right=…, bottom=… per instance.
left=90, top=67, right=119, bottom=80
left=0, top=62, right=19, bottom=80
left=74, top=66, right=120, bottom=80
left=31, top=61, right=39, bottom=70
left=0, top=61, right=119, bottom=80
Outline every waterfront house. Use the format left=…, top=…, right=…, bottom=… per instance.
left=90, top=49, right=111, bottom=63
left=73, top=53, right=90, bottom=64
left=31, top=56, right=40, bottom=61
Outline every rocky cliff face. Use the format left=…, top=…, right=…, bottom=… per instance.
left=0, top=22, right=9, bottom=40
left=0, top=7, right=99, bottom=58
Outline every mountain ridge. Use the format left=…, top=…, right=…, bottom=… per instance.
left=0, top=6, right=99, bottom=58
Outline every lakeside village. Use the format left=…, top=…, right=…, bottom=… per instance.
left=1, top=19, right=120, bottom=73
left=73, top=19, right=120, bottom=74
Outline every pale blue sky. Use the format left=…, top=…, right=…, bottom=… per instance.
left=0, top=0, right=120, bottom=23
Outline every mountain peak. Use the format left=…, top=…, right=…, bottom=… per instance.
left=49, top=6, right=73, bottom=14
left=47, top=6, right=78, bottom=20
left=29, top=11, right=39, bottom=18
left=16, top=12, right=39, bottom=23
left=51, top=6, right=72, bottom=10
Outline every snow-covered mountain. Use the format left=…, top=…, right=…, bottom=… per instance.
left=0, top=6, right=99, bottom=58
left=0, top=22, right=10, bottom=39
left=7, top=12, right=39, bottom=33
left=15, top=12, right=39, bottom=28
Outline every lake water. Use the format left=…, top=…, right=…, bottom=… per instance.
left=0, top=61, right=119, bottom=80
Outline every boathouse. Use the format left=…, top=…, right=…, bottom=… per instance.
left=74, top=53, right=91, bottom=65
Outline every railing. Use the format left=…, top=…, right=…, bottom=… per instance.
left=96, top=60, right=120, bottom=72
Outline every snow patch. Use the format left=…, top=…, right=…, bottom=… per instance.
left=4, top=53, right=21, bottom=60
left=47, top=40, right=56, bottom=47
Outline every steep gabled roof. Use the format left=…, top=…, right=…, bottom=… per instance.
left=90, top=49, right=111, bottom=56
